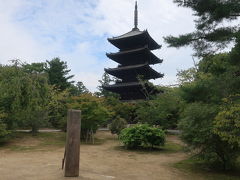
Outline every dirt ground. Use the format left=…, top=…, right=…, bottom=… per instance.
left=0, top=131, right=205, bottom=180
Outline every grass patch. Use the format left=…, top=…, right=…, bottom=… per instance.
left=9, top=145, right=38, bottom=151
left=0, top=131, right=108, bottom=152
left=161, top=142, right=184, bottom=153
left=37, top=132, right=66, bottom=147
left=1, top=131, right=66, bottom=152
left=174, top=157, right=240, bottom=180
left=80, top=137, right=106, bottom=145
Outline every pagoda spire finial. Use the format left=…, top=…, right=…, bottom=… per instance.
left=133, top=1, right=139, bottom=31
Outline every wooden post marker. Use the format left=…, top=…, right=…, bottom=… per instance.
left=65, top=109, right=81, bottom=177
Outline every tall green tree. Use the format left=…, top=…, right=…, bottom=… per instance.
left=96, top=72, right=119, bottom=98
left=76, top=81, right=89, bottom=94
left=164, top=1, right=240, bottom=169
left=67, top=94, right=110, bottom=140
left=0, top=64, right=27, bottom=129
left=19, top=73, right=50, bottom=135
left=136, top=87, right=182, bottom=129
left=22, top=62, right=45, bottom=74
left=69, top=81, right=89, bottom=96
left=47, top=89, right=69, bottom=130
left=45, top=58, right=74, bottom=91
left=177, top=53, right=240, bottom=169
left=0, top=62, right=50, bottom=134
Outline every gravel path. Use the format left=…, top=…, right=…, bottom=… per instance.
left=0, top=131, right=202, bottom=180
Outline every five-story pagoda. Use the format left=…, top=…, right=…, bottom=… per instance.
left=103, top=1, right=163, bottom=100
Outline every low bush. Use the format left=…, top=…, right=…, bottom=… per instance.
left=109, top=116, right=127, bottom=135
left=119, top=124, right=165, bottom=149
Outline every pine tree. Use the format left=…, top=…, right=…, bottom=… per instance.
left=76, top=81, right=89, bottom=94
left=96, top=72, right=116, bottom=97
left=45, top=58, right=74, bottom=91
left=164, top=0, right=240, bottom=56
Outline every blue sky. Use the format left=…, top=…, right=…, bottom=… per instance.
left=0, top=0, right=196, bottom=92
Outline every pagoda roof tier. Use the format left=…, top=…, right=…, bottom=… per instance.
left=104, top=63, right=163, bottom=81
left=103, top=82, right=162, bottom=100
left=103, top=82, right=142, bottom=94
left=106, top=46, right=163, bottom=66
left=108, top=30, right=161, bottom=51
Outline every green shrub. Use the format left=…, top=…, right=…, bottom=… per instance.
left=119, top=124, right=165, bottom=149
left=179, top=102, right=240, bottom=170
left=214, top=96, right=240, bottom=148
left=135, top=88, right=182, bottom=129
left=109, top=116, right=127, bottom=135
left=213, top=96, right=240, bottom=169
left=0, top=121, right=10, bottom=143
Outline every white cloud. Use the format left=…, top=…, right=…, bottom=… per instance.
left=0, top=0, right=197, bottom=91
left=0, top=0, right=47, bottom=64
left=73, top=71, right=101, bottom=92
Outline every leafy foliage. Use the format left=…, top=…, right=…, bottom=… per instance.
left=136, top=88, right=182, bottom=129
left=214, top=95, right=240, bottom=147
left=179, top=102, right=240, bottom=170
left=164, top=2, right=240, bottom=170
left=69, top=81, right=89, bottom=96
left=119, top=124, right=165, bottom=149
left=109, top=116, right=127, bottom=135
left=178, top=53, right=240, bottom=170
left=47, top=89, right=69, bottom=130
left=102, top=87, right=182, bottom=129
left=67, top=94, right=110, bottom=139
left=0, top=121, right=10, bottom=143
left=102, top=96, right=138, bottom=124
left=179, top=103, right=218, bottom=149
left=18, top=73, right=50, bottom=134
left=177, top=67, right=197, bottom=84
left=112, top=102, right=137, bottom=124
left=0, top=63, right=51, bottom=134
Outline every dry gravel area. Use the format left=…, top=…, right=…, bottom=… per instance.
left=0, top=131, right=205, bottom=180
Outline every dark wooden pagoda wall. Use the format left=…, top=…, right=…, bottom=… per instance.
left=104, top=31, right=163, bottom=100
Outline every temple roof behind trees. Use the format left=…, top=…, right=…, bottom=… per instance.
left=103, top=82, right=162, bottom=100
left=106, top=46, right=163, bottom=66
left=105, top=63, right=163, bottom=81
left=108, top=30, right=161, bottom=50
